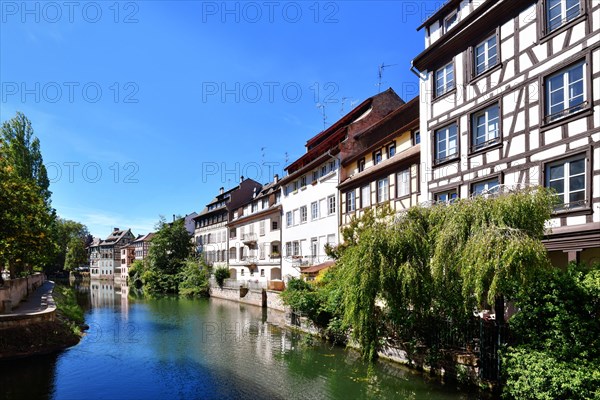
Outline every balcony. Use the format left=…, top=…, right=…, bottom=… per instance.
left=242, top=233, right=258, bottom=245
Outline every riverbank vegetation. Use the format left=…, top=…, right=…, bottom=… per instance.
left=280, top=188, right=600, bottom=398
left=131, top=217, right=210, bottom=298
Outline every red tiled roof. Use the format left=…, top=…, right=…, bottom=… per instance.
left=302, top=261, right=335, bottom=274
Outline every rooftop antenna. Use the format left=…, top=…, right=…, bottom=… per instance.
left=284, top=152, right=289, bottom=165
left=260, top=147, right=266, bottom=164
left=377, top=62, right=398, bottom=93
left=316, top=103, right=327, bottom=130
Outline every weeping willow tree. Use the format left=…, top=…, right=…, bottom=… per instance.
left=336, top=187, right=557, bottom=362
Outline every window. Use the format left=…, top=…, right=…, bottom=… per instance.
left=377, top=178, right=389, bottom=203
left=346, top=190, right=356, bottom=212
left=271, top=220, right=279, bottom=230
left=312, top=171, right=319, bottom=182
left=474, top=35, right=498, bottom=76
left=361, top=185, right=371, bottom=208
left=373, top=150, right=382, bottom=165
left=397, top=169, right=410, bottom=197
left=546, top=155, right=586, bottom=209
left=435, top=124, right=458, bottom=163
left=472, top=178, right=500, bottom=196
left=286, top=242, right=292, bottom=257
left=545, top=61, right=586, bottom=123
left=358, top=158, right=365, bottom=172
left=471, top=104, right=500, bottom=151
left=251, top=202, right=258, bottom=213
left=546, top=0, right=581, bottom=33
left=300, top=176, right=307, bottom=188
left=286, top=211, right=292, bottom=227
left=387, top=142, right=396, bottom=158
left=412, top=130, right=420, bottom=145
left=260, top=269, right=265, bottom=277
left=435, top=62, right=454, bottom=97
left=293, top=241, right=300, bottom=256
left=327, top=195, right=336, bottom=215
left=259, top=220, right=265, bottom=236
left=435, top=190, right=458, bottom=203
left=329, top=160, right=336, bottom=172
left=271, top=243, right=280, bottom=256
left=321, top=165, right=327, bottom=177
left=300, top=206, right=307, bottom=223
left=311, top=201, right=319, bottom=220
left=443, top=10, right=458, bottom=33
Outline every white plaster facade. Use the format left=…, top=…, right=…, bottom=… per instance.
left=280, top=157, right=339, bottom=279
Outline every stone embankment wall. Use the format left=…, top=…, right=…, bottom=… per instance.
left=210, top=286, right=267, bottom=308
left=0, top=273, right=45, bottom=313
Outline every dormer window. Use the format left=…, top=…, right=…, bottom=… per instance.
left=373, top=150, right=382, bottom=165
left=443, top=10, right=458, bottom=33
left=358, top=158, right=365, bottom=172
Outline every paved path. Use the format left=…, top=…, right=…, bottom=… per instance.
left=11, top=280, right=55, bottom=314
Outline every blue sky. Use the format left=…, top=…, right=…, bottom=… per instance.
left=0, top=1, right=434, bottom=238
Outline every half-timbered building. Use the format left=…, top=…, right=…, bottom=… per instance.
left=412, top=0, right=599, bottom=266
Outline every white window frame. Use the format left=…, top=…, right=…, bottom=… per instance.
left=443, top=10, right=458, bottom=33
left=435, top=123, right=458, bottom=163
left=546, top=0, right=581, bottom=33
left=435, top=62, right=454, bottom=97
left=545, top=155, right=586, bottom=209
left=545, top=60, right=586, bottom=123
left=377, top=178, right=389, bottom=203
left=361, top=185, right=370, bottom=208
left=474, top=34, right=498, bottom=76
left=286, top=211, right=292, bottom=227
left=471, top=178, right=500, bottom=197
left=346, top=190, right=356, bottom=212
left=311, top=201, right=319, bottom=220
left=397, top=169, right=410, bottom=198
left=300, top=206, right=307, bottom=223
left=434, top=190, right=458, bottom=203
left=471, top=104, right=500, bottom=151
left=327, top=195, right=336, bottom=215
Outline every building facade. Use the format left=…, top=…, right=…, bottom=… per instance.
left=412, top=0, right=599, bottom=266
left=89, top=228, right=135, bottom=280
left=193, top=178, right=262, bottom=268
left=228, top=177, right=283, bottom=282
left=280, top=88, right=406, bottom=278
left=339, top=97, right=421, bottom=225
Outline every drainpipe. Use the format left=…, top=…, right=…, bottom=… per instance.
left=410, top=62, right=426, bottom=80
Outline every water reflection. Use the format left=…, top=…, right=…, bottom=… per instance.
left=0, top=282, right=485, bottom=400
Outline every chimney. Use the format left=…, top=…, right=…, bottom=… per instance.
left=219, top=187, right=224, bottom=195
left=239, top=175, right=244, bottom=183
left=113, top=227, right=119, bottom=232
left=274, top=174, right=279, bottom=183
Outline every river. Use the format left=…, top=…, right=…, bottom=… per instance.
left=0, top=282, right=485, bottom=400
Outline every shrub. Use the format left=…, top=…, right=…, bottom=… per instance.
left=214, top=267, right=230, bottom=288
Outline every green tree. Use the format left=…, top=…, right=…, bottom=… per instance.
left=178, top=258, right=210, bottom=297
left=142, top=216, right=193, bottom=294
left=0, top=112, right=57, bottom=277
left=64, top=237, right=88, bottom=271
left=329, top=188, right=556, bottom=361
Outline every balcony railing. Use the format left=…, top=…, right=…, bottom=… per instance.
left=242, top=233, right=258, bottom=244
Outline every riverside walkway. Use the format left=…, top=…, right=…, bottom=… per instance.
left=10, top=281, right=55, bottom=314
